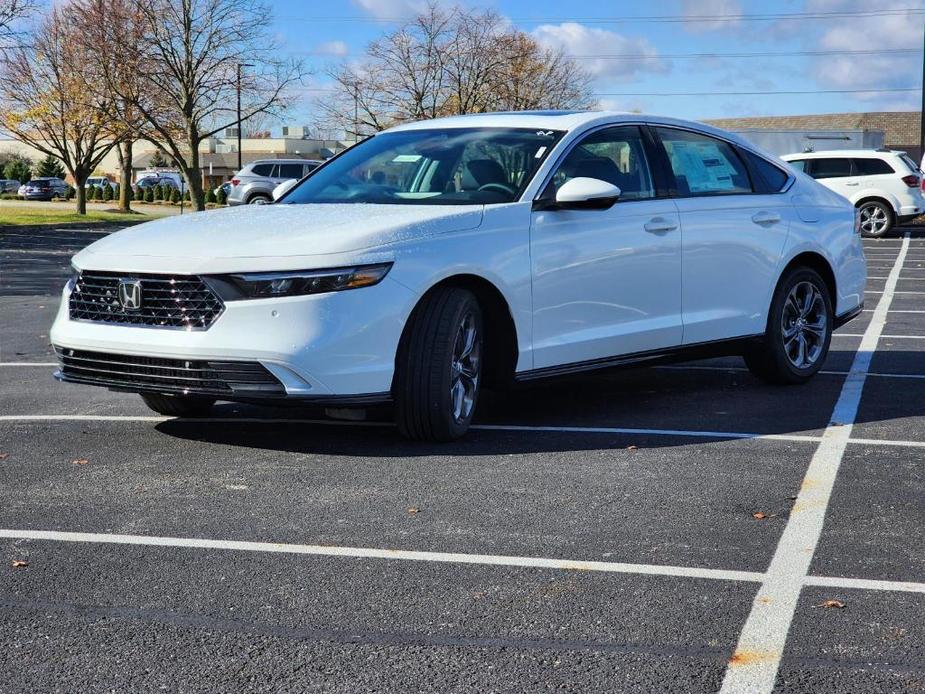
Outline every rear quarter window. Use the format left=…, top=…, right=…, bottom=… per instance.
left=740, top=150, right=790, bottom=193
left=853, top=158, right=894, bottom=176
left=250, top=163, right=274, bottom=177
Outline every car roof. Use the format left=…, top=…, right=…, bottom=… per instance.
left=781, top=149, right=903, bottom=160
left=383, top=110, right=757, bottom=149
left=248, top=158, right=321, bottom=166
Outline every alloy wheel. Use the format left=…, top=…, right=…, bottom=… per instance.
left=781, top=281, right=827, bottom=369
left=859, top=203, right=889, bottom=236
left=449, top=312, right=481, bottom=423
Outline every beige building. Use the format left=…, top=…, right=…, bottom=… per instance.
left=705, top=111, right=922, bottom=161
left=0, top=133, right=349, bottom=187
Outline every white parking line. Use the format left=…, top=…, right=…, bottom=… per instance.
left=718, top=233, right=911, bottom=694
left=5, top=414, right=925, bottom=449
left=0, top=414, right=823, bottom=444
left=0, top=528, right=765, bottom=583
left=1, top=528, right=923, bottom=598
left=835, top=333, right=925, bottom=339
left=656, top=364, right=925, bottom=381
left=803, top=575, right=925, bottom=595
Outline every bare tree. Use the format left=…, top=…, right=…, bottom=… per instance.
left=110, top=0, right=305, bottom=211
left=316, top=5, right=596, bottom=136
left=0, top=0, right=34, bottom=51
left=0, top=7, right=116, bottom=214
left=71, top=0, right=144, bottom=213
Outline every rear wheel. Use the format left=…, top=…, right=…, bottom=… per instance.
left=395, top=287, right=483, bottom=442
left=857, top=200, right=893, bottom=237
left=140, top=392, right=216, bottom=417
left=248, top=194, right=271, bottom=205
left=744, top=267, right=833, bottom=384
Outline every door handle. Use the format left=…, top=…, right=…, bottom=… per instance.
left=751, top=211, right=781, bottom=225
left=644, top=217, right=678, bottom=233
left=845, top=181, right=859, bottom=186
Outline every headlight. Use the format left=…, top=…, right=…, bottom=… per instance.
left=219, top=263, right=393, bottom=299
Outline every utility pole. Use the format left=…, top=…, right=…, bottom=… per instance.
left=236, top=63, right=254, bottom=171
left=920, top=24, right=925, bottom=163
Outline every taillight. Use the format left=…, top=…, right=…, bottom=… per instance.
left=920, top=178, right=924, bottom=192
left=901, top=174, right=919, bottom=187
left=231, top=178, right=240, bottom=186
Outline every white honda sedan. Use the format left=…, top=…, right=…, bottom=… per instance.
left=51, top=111, right=866, bottom=441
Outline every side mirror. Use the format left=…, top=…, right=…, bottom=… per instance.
left=553, top=177, right=621, bottom=210
left=272, top=178, right=298, bottom=201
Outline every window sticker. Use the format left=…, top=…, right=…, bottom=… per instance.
left=667, top=140, right=737, bottom=192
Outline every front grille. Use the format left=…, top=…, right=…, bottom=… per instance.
left=69, top=271, right=224, bottom=330
left=54, top=347, right=285, bottom=397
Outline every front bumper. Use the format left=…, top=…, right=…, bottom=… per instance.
left=50, top=275, right=417, bottom=400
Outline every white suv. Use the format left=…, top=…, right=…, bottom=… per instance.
left=51, top=112, right=865, bottom=441
left=782, top=149, right=924, bottom=237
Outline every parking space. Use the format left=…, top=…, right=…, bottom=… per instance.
left=1, top=225, right=924, bottom=692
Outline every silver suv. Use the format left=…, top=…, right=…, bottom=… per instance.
left=227, top=158, right=322, bottom=205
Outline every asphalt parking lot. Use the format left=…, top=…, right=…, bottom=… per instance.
left=1, top=224, right=924, bottom=693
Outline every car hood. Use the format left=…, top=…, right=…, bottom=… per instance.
left=74, top=203, right=484, bottom=274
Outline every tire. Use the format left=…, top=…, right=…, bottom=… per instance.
left=744, top=267, right=833, bottom=385
left=140, top=392, right=216, bottom=417
left=248, top=194, right=271, bottom=205
left=395, top=287, right=484, bottom=442
left=857, top=200, right=893, bottom=238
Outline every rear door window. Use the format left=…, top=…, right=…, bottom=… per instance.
left=808, top=158, right=851, bottom=179
left=277, top=164, right=304, bottom=179
left=654, top=127, right=752, bottom=196
left=250, top=163, right=274, bottom=177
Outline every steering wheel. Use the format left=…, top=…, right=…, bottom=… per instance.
left=477, top=182, right=516, bottom=196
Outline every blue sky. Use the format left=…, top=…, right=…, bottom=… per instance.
left=268, top=0, right=925, bottom=131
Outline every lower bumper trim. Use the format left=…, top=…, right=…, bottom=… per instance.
left=834, top=302, right=864, bottom=329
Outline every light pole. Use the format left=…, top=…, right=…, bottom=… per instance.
left=236, top=63, right=254, bottom=171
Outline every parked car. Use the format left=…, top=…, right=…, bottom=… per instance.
left=782, top=149, right=924, bottom=237
left=227, top=158, right=321, bottom=205
left=85, top=176, right=113, bottom=189
left=20, top=177, right=69, bottom=200
left=135, top=175, right=178, bottom=191
left=214, top=181, right=232, bottom=198
left=136, top=170, right=185, bottom=191
left=52, top=111, right=865, bottom=441
left=0, top=179, right=22, bottom=193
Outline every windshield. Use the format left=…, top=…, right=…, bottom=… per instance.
left=281, top=127, right=564, bottom=206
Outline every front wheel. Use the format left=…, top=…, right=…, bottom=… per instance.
left=140, top=392, right=216, bottom=417
left=395, top=287, right=483, bottom=442
left=857, top=200, right=893, bottom=237
left=744, top=267, right=833, bottom=385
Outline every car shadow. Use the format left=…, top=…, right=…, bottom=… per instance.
left=155, top=346, right=924, bottom=456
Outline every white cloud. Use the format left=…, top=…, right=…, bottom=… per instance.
left=805, top=0, right=922, bottom=105
left=532, top=23, right=669, bottom=81
left=679, top=0, right=744, bottom=33
left=351, top=0, right=428, bottom=20
left=314, top=40, right=350, bottom=57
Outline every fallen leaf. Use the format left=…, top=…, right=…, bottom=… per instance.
left=753, top=512, right=767, bottom=520
left=626, top=445, right=638, bottom=451
left=407, top=507, right=421, bottom=514
left=815, top=599, right=846, bottom=609
left=71, top=458, right=89, bottom=466
left=11, top=560, right=28, bottom=569
left=0, top=453, right=8, bottom=460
